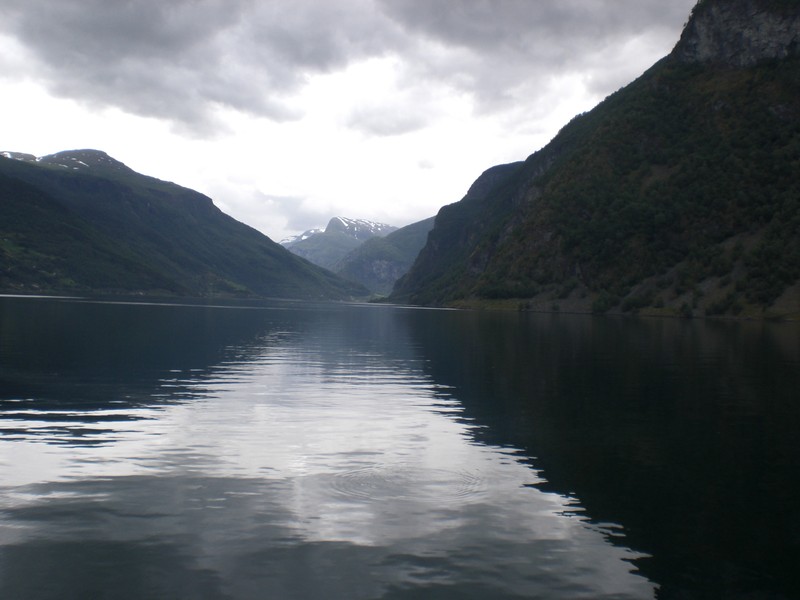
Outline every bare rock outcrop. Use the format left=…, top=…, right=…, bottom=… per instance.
left=673, top=0, right=800, bottom=67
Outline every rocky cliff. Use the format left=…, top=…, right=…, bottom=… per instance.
left=673, top=0, right=800, bottom=66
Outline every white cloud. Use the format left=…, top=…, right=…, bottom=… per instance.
left=0, top=0, right=697, bottom=242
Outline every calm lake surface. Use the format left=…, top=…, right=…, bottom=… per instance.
left=1, top=296, right=798, bottom=599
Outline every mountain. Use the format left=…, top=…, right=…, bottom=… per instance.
left=280, top=227, right=324, bottom=246
left=281, top=217, right=397, bottom=271
left=0, top=150, right=367, bottom=299
left=3, top=149, right=138, bottom=175
left=392, top=0, right=800, bottom=319
left=335, top=216, right=435, bottom=295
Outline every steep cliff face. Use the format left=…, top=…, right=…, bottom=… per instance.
left=673, top=0, right=800, bottom=66
left=391, top=161, right=527, bottom=304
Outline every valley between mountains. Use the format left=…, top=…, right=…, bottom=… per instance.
left=2, top=0, right=798, bottom=318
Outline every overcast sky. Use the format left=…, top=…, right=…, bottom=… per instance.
left=0, top=0, right=696, bottom=242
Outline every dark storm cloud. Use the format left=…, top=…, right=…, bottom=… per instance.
left=379, top=0, right=692, bottom=55
left=3, top=0, right=255, bottom=132
left=1, top=0, right=400, bottom=133
left=0, top=0, right=696, bottom=135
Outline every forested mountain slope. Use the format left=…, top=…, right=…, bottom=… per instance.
left=392, top=0, right=800, bottom=318
left=0, top=151, right=366, bottom=299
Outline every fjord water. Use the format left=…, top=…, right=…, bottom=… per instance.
left=1, top=297, right=798, bottom=599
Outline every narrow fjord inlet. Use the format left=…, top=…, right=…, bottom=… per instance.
left=1, top=297, right=799, bottom=598
left=2, top=0, right=800, bottom=598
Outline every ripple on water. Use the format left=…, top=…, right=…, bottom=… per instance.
left=327, top=464, right=487, bottom=504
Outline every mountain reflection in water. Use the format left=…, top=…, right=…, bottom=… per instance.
left=1, top=296, right=798, bottom=599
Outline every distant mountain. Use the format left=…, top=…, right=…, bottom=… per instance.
left=335, top=216, right=435, bottom=295
left=393, top=0, right=800, bottom=319
left=326, top=217, right=397, bottom=241
left=280, top=227, right=324, bottom=247
left=281, top=217, right=397, bottom=271
left=0, top=150, right=367, bottom=299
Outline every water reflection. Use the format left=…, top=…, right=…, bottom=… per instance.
left=404, top=309, right=800, bottom=598
left=0, top=297, right=655, bottom=599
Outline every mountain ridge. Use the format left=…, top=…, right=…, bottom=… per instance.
left=391, top=0, right=800, bottom=319
left=281, top=216, right=397, bottom=271
left=335, top=216, right=435, bottom=295
left=0, top=150, right=367, bottom=300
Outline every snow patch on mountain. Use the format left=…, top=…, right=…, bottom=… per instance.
left=280, top=228, right=325, bottom=247
left=0, top=151, right=37, bottom=162
left=281, top=217, right=397, bottom=248
left=0, top=149, right=133, bottom=174
left=324, top=217, right=397, bottom=241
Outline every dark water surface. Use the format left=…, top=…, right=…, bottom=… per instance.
left=0, top=296, right=798, bottom=599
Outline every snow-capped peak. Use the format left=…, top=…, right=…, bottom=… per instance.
left=280, top=228, right=325, bottom=247
left=281, top=217, right=397, bottom=247
left=324, top=217, right=397, bottom=240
